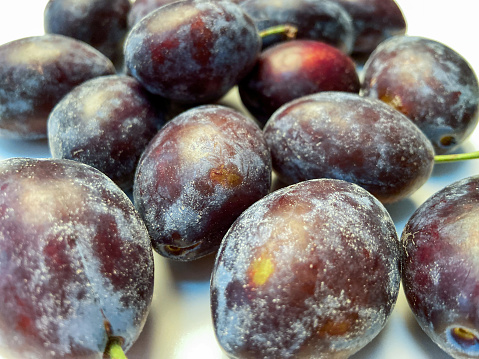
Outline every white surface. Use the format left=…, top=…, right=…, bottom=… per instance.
left=0, top=1, right=478, bottom=358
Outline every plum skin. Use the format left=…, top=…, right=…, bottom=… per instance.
left=0, top=158, right=154, bottom=358
left=263, top=91, right=435, bottom=203
left=133, top=105, right=272, bottom=261
left=48, top=74, right=167, bottom=190
left=124, top=0, right=261, bottom=104
left=211, top=178, right=400, bottom=358
left=238, top=39, right=360, bottom=126
left=362, top=35, right=479, bottom=154
left=401, top=175, right=479, bottom=358
left=0, top=34, right=116, bottom=139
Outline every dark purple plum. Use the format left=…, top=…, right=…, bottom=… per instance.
left=48, top=74, right=167, bottom=190
left=239, top=39, right=360, bottom=126
left=133, top=105, right=272, bottom=261
left=330, top=0, right=406, bottom=56
left=124, top=0, right=261, bottom=104
left=0, top=34, right=116, bottom=139
left=211, top=178, right=400, bottom=358
left=0, top=158, right=154, bottom=358
left=401, top=175, right=479, bottom=358
left=239, top=0, right=354, bottom=53
left=362, top=35, right=479, bottom=154
left=44, top=0, right=131, bottom=65
left=263, top=92, right=435, bottom=203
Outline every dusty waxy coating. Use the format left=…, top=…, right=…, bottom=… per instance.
left=124, top=0, right=261, bottom=104
left=211, top=179, right=401, bottom=358
left=238, top=39, right=360, bottom=126
left=128, top=0, right=182, bottom=28
left=48, top=75, right=167, bottom=190
left=0, top=158, right=154, bottom=358
left=0, top=35, right=116, bottom=139
left=401, top=175, right=479, bottom=358
left=330, top=0, right=406, bottom=55
left=263, top=92, right=435, bottom=203
left=133, top=105, right=272, bottom=261
left=362, top=36, right=479, bottom=154
left=44, top=0, right=131, bottom=64
left=239, top=0, right=354, bottom=53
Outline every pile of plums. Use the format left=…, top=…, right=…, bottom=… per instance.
left=1, top=0, right=479, bottom=358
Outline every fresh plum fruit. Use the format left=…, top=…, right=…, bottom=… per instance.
left=239, top=0, right=354, bottom=53
left=124, top=0, right=261, bottom=104
left=362, top=35, right=479, bottom=154
left=48, top=74, right=167, bottom=190
left=0, top=34, right=116, bottom=139
left=211, top=178, right=401, bottom=358
left=128, top=0, right=181, bottom=28
left=133, top=105, right=272, bottom=261
left=238, top=39, right=360, bottom=126
left=330, top=0, right=406, bottom=56
left=44, top=0, right=131, bottom=65
left=0, top=157, right=154, bottom=358
left=401, top=175, right=479, bottom=358
left=263, top=92, right=435, bottom=203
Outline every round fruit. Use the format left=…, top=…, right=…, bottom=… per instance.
left=362, top=35, right=479, bottom=154
left=124, top=0, right=261, bottom=104
left=211, top=178, right=400, bottom=358
left=133, top=104, right=272, bottom=261
left=0, top=157, right=154, bottom=358
left=263, top=91, right=435, bottom=203
left=401, top=175, right=479, bottom=358
left=238, top=39, right=360, bottom=126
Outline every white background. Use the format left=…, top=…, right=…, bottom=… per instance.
left=0, top=1, right=478, bottom=358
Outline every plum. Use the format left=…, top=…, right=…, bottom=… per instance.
left=0, top=158, right=154, bottom=358
left=124, top=0, right=261, bottom=104
left=48, top=74, right=167, bottom=190
left=401, top=175, right=479, bottom=358
left=0, top=34, right=116, bottom=139
left=238, top=39, right=360, bottom=126
left=263, top=91, right=435, bottom=203
left=330, top=0, right=406, bottom=56
left=127, top=0, right=180, bottom=28
left=362, top=35, right=479, bottom=154
left=44, top=0, right=131, bottom=65
left=133, top=105, right=272, bottom=261
left=239, top=0, right=354, bottom=53
left=211, top=178, right=401, bottom=358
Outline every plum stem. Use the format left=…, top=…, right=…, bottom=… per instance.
left=106, top=338, right=127, bottom=359
left=259, top=25, right=298, bottom=40
left=434, top=151, right=479, bottom=163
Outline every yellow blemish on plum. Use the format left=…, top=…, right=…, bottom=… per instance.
left=249, top=255, right=275, bottom=286
left=319, top=318, right=354, bottom=336
left=380, top=93, right=409, bottom=117
left=210, top=164, right=242, bottom=188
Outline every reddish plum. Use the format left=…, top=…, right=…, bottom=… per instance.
left=124, top=0, right=261, bottom=104
left=362, top=35, right=479, bottom=154
left=401, top=175, right=479, bottom=358
left=44, top=0, right=131, bottom=65
left=238, top=39, right=360, bottom=126
left=263, top=92, right=435, bottom=203
left=48, top=75, right=167, bottom=190
left=239, top=0, right=354, bottom=53
left=0, top=158, right=154, bottom=358
left=133, top=105, right=272, bottom=261
left=211, top=179, right=400, bottom=358
left=0, top=34, right=115, bottom=139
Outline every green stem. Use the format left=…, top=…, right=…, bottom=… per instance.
left=434, top=151, right=479, bottom=163
left=106, top=339, right=127, bottom=359
left=259, top=24, right=298, bottom=40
